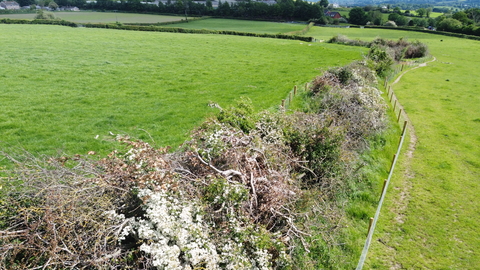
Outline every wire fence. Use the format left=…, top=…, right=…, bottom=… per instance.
left=356, top=72, right=409, bottom=269
left=281, top=72, right=409, bottom=269
left=280, top=82, right=309, bottom=111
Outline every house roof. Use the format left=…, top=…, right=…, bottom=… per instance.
left=1, top=1, right=20, bottom=5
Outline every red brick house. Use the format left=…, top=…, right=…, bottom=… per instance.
left=325, top=11, right=342, bottom=19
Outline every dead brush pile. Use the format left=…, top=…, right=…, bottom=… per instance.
left=0, top=61, right=390, bottom=269
left=308, top=61, right=387, bottom=153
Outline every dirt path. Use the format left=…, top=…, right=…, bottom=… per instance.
left=381, top=57, right=436, bottom=269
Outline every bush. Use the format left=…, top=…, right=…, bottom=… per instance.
left=217, top=97, right=257, bottom=133
left=404, top=40, right=429, bottom=58
left=367, top=45, right=394, bottom=76
left=34, top=9, right=58, bottom=20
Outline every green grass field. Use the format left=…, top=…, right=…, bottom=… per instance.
left=0, top=12, right=189, bottom=23
left=0, top=24, right=365, bottom=162
left=176, top=18, right=307, bottom=34
left=308, top=26, right=480, bottom=268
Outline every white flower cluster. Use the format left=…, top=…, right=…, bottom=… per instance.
left=127, top=188, right=219, bottom=269
left=106, top=187, right=275, bottom=269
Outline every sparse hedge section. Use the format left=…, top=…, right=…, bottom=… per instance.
left=285, top=22, right=315, bottom=36
left=84, top=22, right=314, bottom=42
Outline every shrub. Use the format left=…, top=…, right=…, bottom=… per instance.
left=367, top=45, right=394, bottom=76
left=217, top=97, right=257, bottom=133
left=404, top=40, right=429, bottom=58
left=34, top=9, right=58, bottom=20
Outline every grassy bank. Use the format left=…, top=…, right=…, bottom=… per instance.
left=307, top=26, right=480, bottom=268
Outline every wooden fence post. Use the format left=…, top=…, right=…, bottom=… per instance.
left=381, top=179, right=387, bottom=196
left=393, top=99, right=397, bottom=112
left=281, top=99, right=285, bottom=107
left=294, top=85, right=297, bottom=96
left=389, top=154, right=397, bottom=173
left=401, top=121, right=408, bottom=136
left=397, top=109, right=402, bottom=122
left=368, top=217, right=374, bottom=235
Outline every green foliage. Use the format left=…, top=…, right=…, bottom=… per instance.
left=437, top=17, right=463, bottom=32
left=349, top=7, right=368, bottom=25
left=203, top=178, right=248, bottom=208
left=217, top=97, right=257, bottom=133
left=284, top=114, right=342, bottom=184
left=34, top=9, right=57, bottom=20
left=367, top=45, right=394, bottom=76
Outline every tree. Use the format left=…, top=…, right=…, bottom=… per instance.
left=466, top=8, right=480, bottom=24
left=426, top=8, right=432, bottom=18
left=319, top=0, right=328, bottom=8
left=369, top=10, right=383, bottom=25
left=34, top=9, right=57, bottom=19
left=48, top=1, right=58, bottom=10
left=452, top=11, right=471, bottom=25
left=17, top=0, right=35, bottom=6
left=437, top=18, right=463, bottom=32
left=349, top=7, right=368, bottom=25
left=388, top=13, right=408, bottom=26
left=417, top=8, right=426, bottom=18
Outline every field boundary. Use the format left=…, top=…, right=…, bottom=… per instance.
left=0, top=18, right=314, bottom=42
left=355, top=57, right=436, bottom=269
left=285, top=22, right=315, bottom=36
left=83, top=23, right=314, bottom=41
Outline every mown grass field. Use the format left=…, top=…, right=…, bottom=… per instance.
left=308, top=26, right=480, bottom=268
left=171, top=18, right=307, bottom=34
left=0, top=24, right=365, bottom=164
left=0, top=12, right=189, bottom=23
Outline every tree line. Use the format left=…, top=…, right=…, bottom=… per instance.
left=348, top=6, right=480, bottom=37
left=12, top=0, right=327, bottom=22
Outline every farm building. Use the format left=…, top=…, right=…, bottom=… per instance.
left=0, top=1, right=20, bottom=9
left=325, top=11, right=342, bottom=19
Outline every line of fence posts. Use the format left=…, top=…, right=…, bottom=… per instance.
left=356, top=73, right=408, bottom=269
left=281, top=83, right=309, bottom=110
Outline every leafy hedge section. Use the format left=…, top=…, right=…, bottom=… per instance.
left=0, top=18, right=77, bottom=27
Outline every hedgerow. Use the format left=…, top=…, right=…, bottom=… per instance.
left=83, top=23, right=314, bottom=42
left=0, top=38, right=411, bottom=269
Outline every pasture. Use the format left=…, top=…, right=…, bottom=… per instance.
left=0, top=12, right=189, bottom=23
left=171, top=18, right=307, bottom=34
left=0, top=24, right=365, bottom=163
left=308, top=26, right=480, bottom=268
